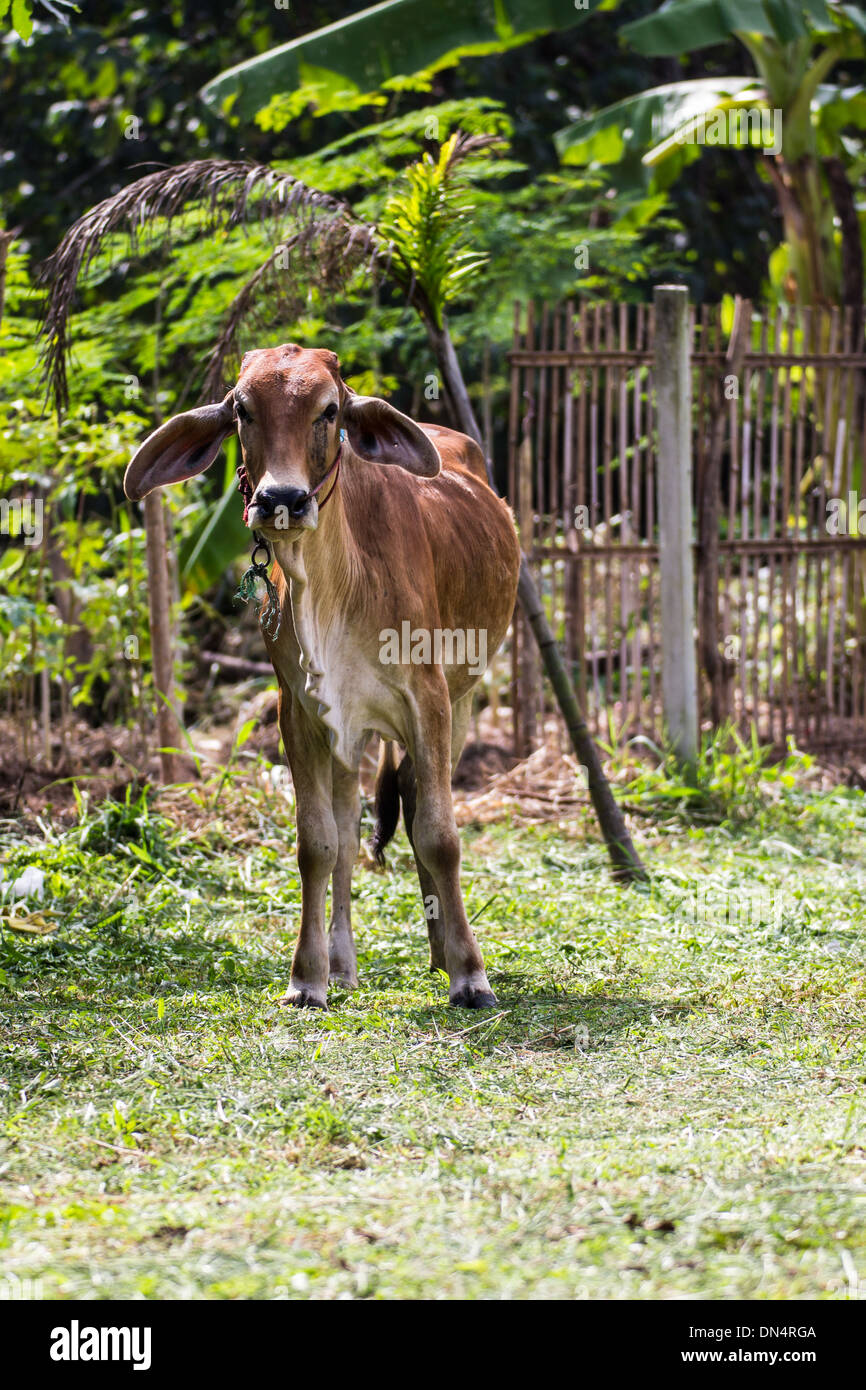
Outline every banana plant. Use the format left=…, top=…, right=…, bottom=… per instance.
left=555, top=0, right=866, bottom=309
left=557, top=1, right=866, bottom=703
left=200, top=0, right=611, bottom=127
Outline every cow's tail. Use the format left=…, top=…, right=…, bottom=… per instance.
left=369, top=739, right=401, bottom=865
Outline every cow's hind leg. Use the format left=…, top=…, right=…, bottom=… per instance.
left=398, top=755, right=446, bottom=972
left=408, top=685, right=496, bottom=1009
left=399, top=693, right=473, bottom=975
left=328, top=763, right=360, bottom=988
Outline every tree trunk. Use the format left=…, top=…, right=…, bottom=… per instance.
left=144, top=492, right=179, bottom=783
left=516, top=410, right=539, bottom=755
left=146, top=283, right=181, bottom=780
left=425, top=314, right=648, bottom=884
left=822, top=156, right=865, bottom=325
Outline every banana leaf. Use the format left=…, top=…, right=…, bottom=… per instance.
left=201, top=0, right=610, bottom=124
left=555, top=78, right=758, bottom=168
left=621, top=0, right=833, bottom=57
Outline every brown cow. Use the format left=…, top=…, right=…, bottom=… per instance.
left=125, top=345, right=520, bottom=1008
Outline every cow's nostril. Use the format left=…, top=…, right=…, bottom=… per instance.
left=285, top=489, right=311, bottom=519
left=252, top=487, right=275, bottom=518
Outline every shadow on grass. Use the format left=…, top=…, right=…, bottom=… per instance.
left=402, top=985, right=694, bottom=1053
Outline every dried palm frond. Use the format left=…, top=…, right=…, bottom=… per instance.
left=39, top=159, right=359, bottom=410
left=40, top=134, right=499, bottom=409
left=442, top=130, right=503, bottom=175
left=200, top=215, right=386, bottom=399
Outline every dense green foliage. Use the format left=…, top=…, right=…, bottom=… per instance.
left=0, top=0, right=861, bottom=729
left=559, top=1, right=866, bottom=306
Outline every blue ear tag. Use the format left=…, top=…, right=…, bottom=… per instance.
left=340, top=428, right=346, bottom=442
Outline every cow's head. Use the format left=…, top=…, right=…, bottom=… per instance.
left=124, top=345, right=441, bottom=539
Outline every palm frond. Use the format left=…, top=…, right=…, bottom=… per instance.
left=442, top=131, right=503, bottom=175
left=39, top=159, right=357, bottom=410
left=200, top=216, right=385, bottom=400
left=39, top=134, right=496, bottom=409
left=378, top=132, right=501, bottom=328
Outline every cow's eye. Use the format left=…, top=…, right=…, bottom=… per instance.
left=235, top=399, right=252, bottom=424
left=320, top=403, right=338, bottom=424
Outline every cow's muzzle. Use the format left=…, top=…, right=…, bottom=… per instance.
left=248, top=485, right=314, bottom=532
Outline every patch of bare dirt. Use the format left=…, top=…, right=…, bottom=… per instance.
left=1, top=687, right=858, bottom=837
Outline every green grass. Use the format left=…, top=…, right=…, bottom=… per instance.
left=1, top=762, right=865, bottom=1300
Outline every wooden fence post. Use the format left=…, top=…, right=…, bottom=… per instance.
left=654, top=285, right=699, bottom=770
left=0, top=226, right=16, bottom=332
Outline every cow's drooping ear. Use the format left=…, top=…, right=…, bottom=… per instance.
left=342, top=394, right=441, bottom=478
left=123, top=392, right=236, bottom=501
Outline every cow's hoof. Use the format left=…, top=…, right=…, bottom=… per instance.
left=279, top=985, right=327, bottom=1009
left=449, top=984, right=498, bottom=1010
left=329, top=970, right=358, bottom=990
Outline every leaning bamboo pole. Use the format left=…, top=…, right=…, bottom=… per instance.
left=425, top=314, right=648, bottom=884
left=146, top=286, right=180, bottom=783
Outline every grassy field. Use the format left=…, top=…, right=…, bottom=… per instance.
left=1, top=746, right=865, bottom=1300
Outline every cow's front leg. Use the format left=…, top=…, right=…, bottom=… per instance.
left=409, top=687, right=496, bottom=1009
left=328, top=763, right=360, bottom=988
left=279, top=707, right=337, bottom=1010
